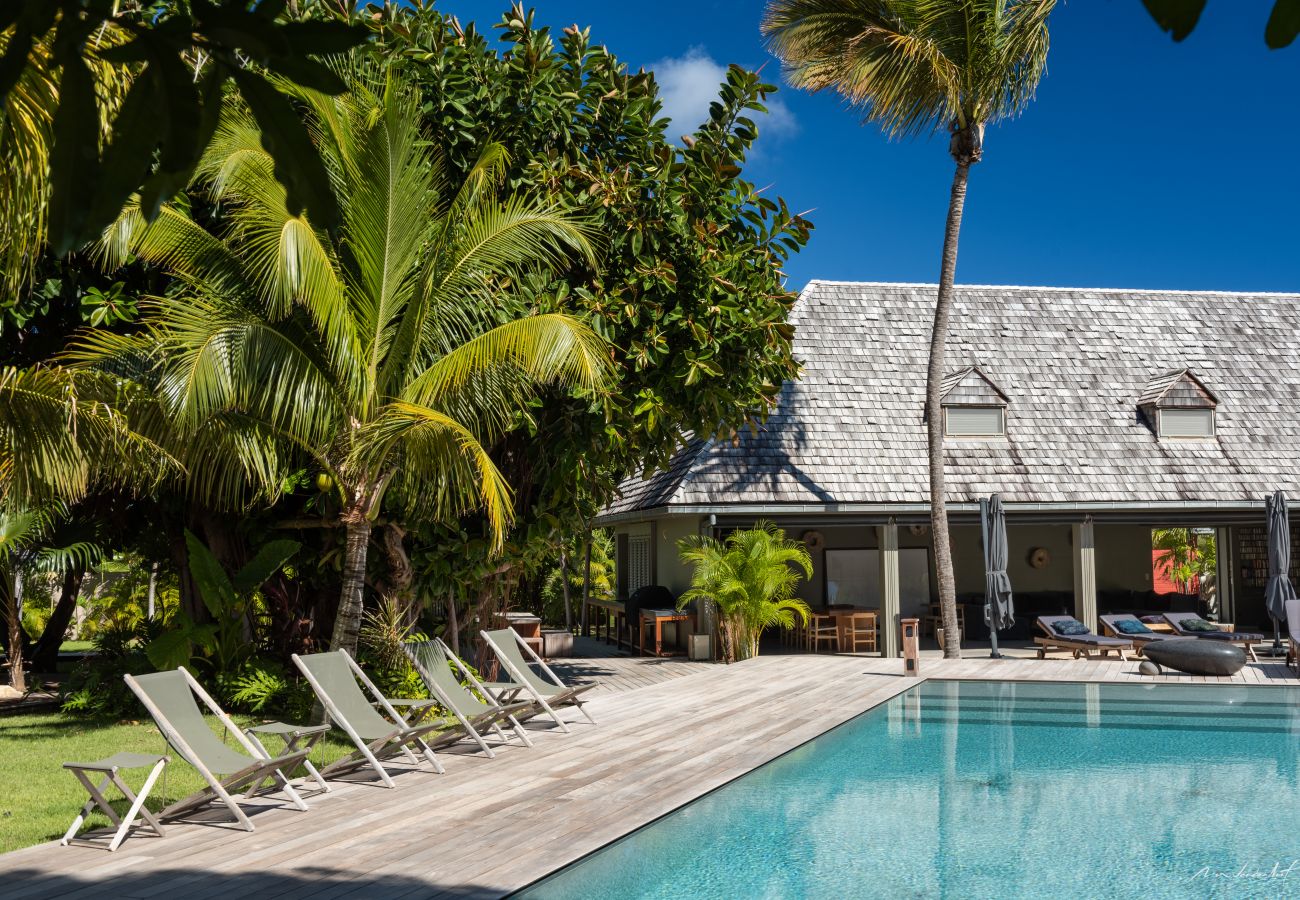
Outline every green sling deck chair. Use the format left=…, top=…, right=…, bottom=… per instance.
left=292, top=649, right=457, bottom=788
left=402, top=638, right=536, bottom=758
left=479, top=628, right=597, bottom=734
left=124, top=668, right=310, bottom=832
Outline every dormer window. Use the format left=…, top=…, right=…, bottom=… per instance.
left=940, top=366, right=1009, bottom=439
left=1138, top=369, right=1218, bottom=440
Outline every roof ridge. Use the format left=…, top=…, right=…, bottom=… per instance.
left=802, top=280, right=1300, bottom=300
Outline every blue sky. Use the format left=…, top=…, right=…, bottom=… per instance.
left=438, top=2, right=1300, bottom=294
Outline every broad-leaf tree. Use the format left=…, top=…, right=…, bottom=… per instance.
left=366, top=5, right=812, bottom=614
left=763, top=0, right=1053, bottom=658
left=77, top=68, right=613, bottom=653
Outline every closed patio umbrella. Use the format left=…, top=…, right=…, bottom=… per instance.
left=1266, top=491, right=1297, bottom=656
left=980, top=494, right=1014, bottom=659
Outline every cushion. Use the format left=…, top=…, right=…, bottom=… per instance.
left=1112, top=618, right=1152, bottom=636
left=1052, top=618, right=1090, bottom=636
left=1178, top=617, right=1219, bottom=633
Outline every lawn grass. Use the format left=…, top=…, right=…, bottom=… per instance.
left=58, top=641, right=95, bottom=653
left=0, top=710, right=355, bottom=854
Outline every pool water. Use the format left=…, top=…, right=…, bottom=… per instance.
left=519, top=680, right=1300, bottom=899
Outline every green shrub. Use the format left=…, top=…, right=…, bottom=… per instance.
left=21, top=606, right=50, bottom=642
left=60, top=620, right=160, bottom=718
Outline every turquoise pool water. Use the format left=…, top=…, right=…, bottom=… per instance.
left=519, top=680, right=1300, bottom=899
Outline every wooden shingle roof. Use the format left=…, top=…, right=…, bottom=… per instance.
left=603, top=281, right=1300, bottom=515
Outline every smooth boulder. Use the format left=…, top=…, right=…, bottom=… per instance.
left=1142, top=639, right=1246, bottom=676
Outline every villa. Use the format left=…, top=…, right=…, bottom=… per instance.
left=599, top=282, right=1300, bottom=655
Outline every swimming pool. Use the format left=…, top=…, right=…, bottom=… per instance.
left=518, top=680, right=1300, bottom=899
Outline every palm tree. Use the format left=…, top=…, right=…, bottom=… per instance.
left=76, top=69, right=613, bottom=653
left=763, top=0, right=1054, bottom=658
left=677, top=521, right=812, bottom=662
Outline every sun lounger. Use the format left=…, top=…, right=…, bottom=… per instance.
left=1161, top=613, right=1263, bottom=662
left=1098, top=614, right=1192, bottom=657
left=403, top=638, right=536, bottom=757
left=1286, top=599, right=1300, bottom=673
left=124, top=668, right=310, bottom=832
left=292, top=649, right=459, bottom=788
left=1034, top=616, right=1133, bottom=661
left=479, top=628, right=597, bottom=733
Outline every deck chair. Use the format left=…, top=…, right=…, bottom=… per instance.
left=1034, top=616, right=1133, bottom=661
left=1098, top=614, right=1192, bottom=657
left=403, top=639, right=536, bottom=757
left=479, top=628, right=597, bottom=733
left=1161, top=613, right=1263, bottom=662
left=292, top=649, right=456, bottom=788
left=124, top=668, right=310, bottom=832
left=1286, top=599, right=1300, bottom=673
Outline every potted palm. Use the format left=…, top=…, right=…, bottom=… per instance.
left=677, top=522, right=812, bottom=663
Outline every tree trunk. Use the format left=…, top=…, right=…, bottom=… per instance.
left=929, top=154, right=974, bottom=660
left=31, top=569, right=84, bottom=673
left=5, top=570, right=26, bottom=693
left=446, top=590, right=460, bottom=656
left=381, top=523, right=416, bottom=627
left=579, top=532, right=593, bottom=637
left=146, top=562, right=158, bottom=620
left=330, top=519, right=373, bottom=653
left=558, top=548, right=573, bottom=631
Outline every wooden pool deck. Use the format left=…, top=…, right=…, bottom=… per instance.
left=2, top=652, right=1296, bottom=899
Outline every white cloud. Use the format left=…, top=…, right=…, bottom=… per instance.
left=651, top=46, right=797, bottom=144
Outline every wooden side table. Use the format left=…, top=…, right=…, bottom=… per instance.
left=61, top=752, right=168, bottom=852
left=639, top=609, right=694, bottom=657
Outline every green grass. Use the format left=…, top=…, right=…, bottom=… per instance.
left=0, top=710, right=355, bottom=854
left=59, top=641, right=95, bottom=653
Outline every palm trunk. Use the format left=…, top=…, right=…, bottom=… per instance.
left=446, top=590, right=460, bottom=656
left=31, top=569, right=84, bottom=673
left=558, top=549, right=573, bottom=631
left=5, top=570, right=25, bottom=693
left=330, top=519, right=372, bottom=653
left=929, top=158, right=972, bottom=660
left=579, top=533, right=593, bottom=634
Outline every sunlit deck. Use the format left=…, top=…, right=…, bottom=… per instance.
left=2, top=651, right=1296, bottom=899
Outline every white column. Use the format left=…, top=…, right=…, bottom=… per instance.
left=1072, top=518, right=1097, bottom=630
left=877, top=520, right=901, bottom=657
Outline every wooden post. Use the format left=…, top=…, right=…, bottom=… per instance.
left=1072, top=518, right=1097, bottom=631
left=877, top=520, right=901, bottom=657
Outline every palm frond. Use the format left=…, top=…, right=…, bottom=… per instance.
left=763, top=0, right=1054, bottom=136
left=403, top=314, right=612, bottom=419
left=352, top=400, right=514, bottom=548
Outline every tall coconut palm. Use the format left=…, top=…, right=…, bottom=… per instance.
left=763, top=0, right=1053, bottom=658
left=75, top=69, right=613, bottom=653
left=677, top=521, right=812, bottom=662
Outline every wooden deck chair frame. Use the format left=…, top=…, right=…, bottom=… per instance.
left=431, top=637, right=536, bottom=751
left=291, top=649, right=449, bottom=789
left=479, top=628, right=597, bottom=734
left=1033, top=618, right=1131, bottom=661
left=124, top=668, right=310, bottom=833
left=402, top=640, right=535, bottom=757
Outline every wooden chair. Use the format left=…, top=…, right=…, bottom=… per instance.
left=808, top=614, right=839, bottom=653
left=842, top=612, right=878, bottom=654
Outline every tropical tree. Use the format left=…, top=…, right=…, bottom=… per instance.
left=76, top=68, right=613, bottom=653
left=1, top=506, right=99, bottom=692
left=763, top=0, right=1054, bottom=657
left=677, top=521, right=812, bottom=663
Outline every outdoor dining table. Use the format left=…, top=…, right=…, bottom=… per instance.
left=830, top=607, right=878, bottom=647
